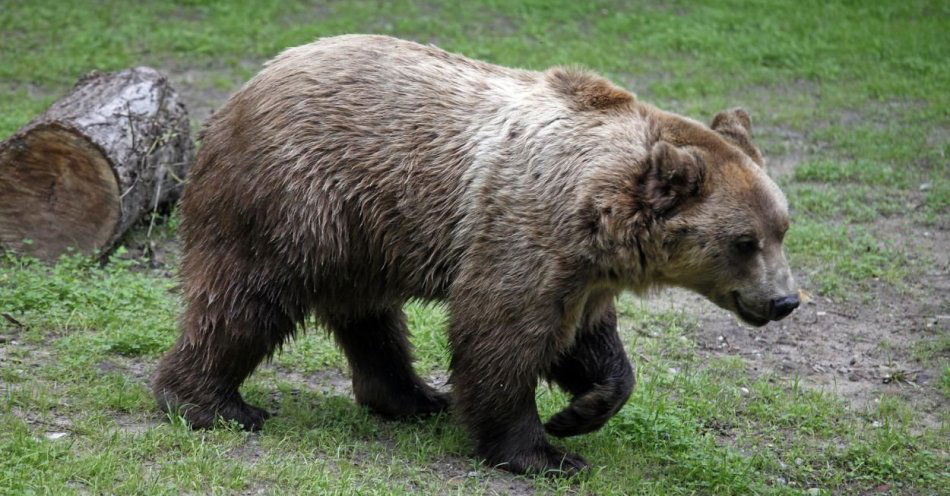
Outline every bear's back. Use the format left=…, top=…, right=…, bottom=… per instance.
left=182, top=36, right=551, bottom=302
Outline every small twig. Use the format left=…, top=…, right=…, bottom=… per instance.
left=2, top=313, right=24, bottom=328
left=146, top=211, right=159, bottom=240
left=825, top=309, right=858, bottom=319
left=146, top=178, right=163, bottom=239
left=120, top=174, right=141, bottom=198
left=144, top=134, right=163, bottom=157
left=165, top=166, right=185, bottom=184
left=126, top=101, right=137, bottom=151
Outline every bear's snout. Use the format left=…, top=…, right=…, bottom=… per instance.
left=769, top=294, right=800, bottom=321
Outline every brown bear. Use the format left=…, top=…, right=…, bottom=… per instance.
left=153, top=34, right=799, bottom=475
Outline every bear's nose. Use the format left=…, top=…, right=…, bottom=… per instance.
left=769, top=294, right=800, bottom=320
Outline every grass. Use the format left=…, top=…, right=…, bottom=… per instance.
left=1, top=258, right=946, bottom=494
left=2, top=0, right=948, bottom=494
left=784, top=220, right=907, bottom=298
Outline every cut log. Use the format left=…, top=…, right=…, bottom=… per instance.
left=0, top=67, right=194, bottom=260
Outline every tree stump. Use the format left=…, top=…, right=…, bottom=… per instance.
left=0, top=67, right=194, bottom=260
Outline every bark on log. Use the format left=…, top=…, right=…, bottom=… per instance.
left=0, top=67, right=194, bottom=260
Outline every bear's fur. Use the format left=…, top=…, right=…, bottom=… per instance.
left=153, top=35, right=797, bottom=475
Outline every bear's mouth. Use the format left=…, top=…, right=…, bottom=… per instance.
left=732, top=291, right=770, bottom=327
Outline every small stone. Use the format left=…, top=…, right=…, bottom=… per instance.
left=816, top=311, right=827, bottom=317
left=46, top=432, right=68, bottom=440
left=776, top=477, right=788, bottom=485
left=807, top=488, right=820, bottom=495
left=465, top=471, right=478, bottom=478
left=794, top=457, right=803, bottom=466
left=667, top=367, right=679, bottom=375
left=739, top=387, right=750, bottom=396
left=871, top=420, right=882, bottom=428
left=919, top=182, right=932, bottom=191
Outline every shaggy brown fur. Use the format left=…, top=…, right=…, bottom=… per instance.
left=153, top=34, right=797, bottom=475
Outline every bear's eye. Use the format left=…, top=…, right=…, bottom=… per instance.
left=734, top=237, right=759, bottom=256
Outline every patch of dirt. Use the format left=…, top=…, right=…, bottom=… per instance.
left=276, top=1, right=338, bottom=28
left=12, top=405, right=73, bottom=433
left=113, top=413, right=163, bottom=435
left=260, top=363, right=452, bottom=405
left=0, top=338, right=52, bottom=383
left=431, top=456, right=537, bottom=496
left=228, top=432, right=264, bottom=464
left=758, top=125, right=810, bottom=179
left=97, top=356, right=154, bottom=382
left=163, top=59, right=263, bottom=132
left=4, top=81, right=57, bottom=103
left=262, top=364, right=354, bottom=398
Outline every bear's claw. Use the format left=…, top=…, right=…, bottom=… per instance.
left=158, top=389, right=271, bottom=431
left=360, top=386, right=451, bottom=419
left=487, top=441, right=589, bottom=476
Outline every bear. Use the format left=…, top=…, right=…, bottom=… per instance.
left=152, top=34, right=799, bottom=475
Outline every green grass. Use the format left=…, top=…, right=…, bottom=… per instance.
left=784, top=220, right=907, bottom=298
left=794, top=159, right=912, bottom=188
left=1, top=259, right=947, bottom=494
left=2, top=0, right=948, bottom=494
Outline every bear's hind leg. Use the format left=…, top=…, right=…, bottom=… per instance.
left=153, top=289, right=300, bottom=431
left=326, top=306, right=450, bottom=418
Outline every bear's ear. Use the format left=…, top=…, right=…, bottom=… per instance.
left=711, top=108, right=764, bottom=166
left=643, top=140, right=707, bottom=217
left=546, top=68, right=635, bottom=111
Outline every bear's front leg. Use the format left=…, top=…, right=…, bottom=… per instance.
left=449, top=310, right=588, bottom=476
left=544, top=302, right=635, bottom=438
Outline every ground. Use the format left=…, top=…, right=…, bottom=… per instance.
left=1, top=1, right=948, bottom=494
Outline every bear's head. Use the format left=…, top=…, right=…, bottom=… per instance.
left=600, top=107, right=799, bottom=326
left=652, top=108, right=798, bottom=326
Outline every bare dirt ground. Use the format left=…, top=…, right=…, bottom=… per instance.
left=166, top=60, right=262, bottom=132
